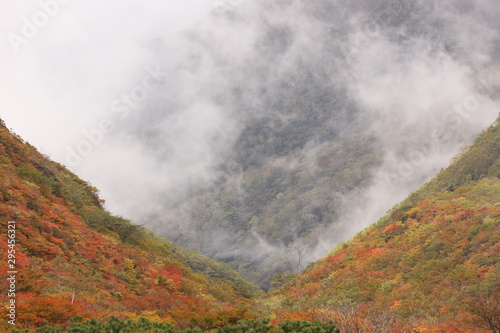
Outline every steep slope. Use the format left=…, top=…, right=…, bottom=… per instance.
left=271, top=115, right=500, bottom=332
left=0, top=119, right=260, bottom=331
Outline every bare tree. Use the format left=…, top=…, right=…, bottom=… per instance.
left=280, top=247, right=307, bottom=274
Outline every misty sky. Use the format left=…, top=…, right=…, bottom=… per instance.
left=1, top=0, right=218, bottom=157
left=1, top=0, right=500, bottom=266
left=0, top=0, right=231, bottom=209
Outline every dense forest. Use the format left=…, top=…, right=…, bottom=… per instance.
left=269, top=116, right=500, bottom=331
left=134, top=0, right=500, bottom=289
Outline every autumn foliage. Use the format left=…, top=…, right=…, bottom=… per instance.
left=0, top=122, right=256, bottom=331
left=0, top=114, right=499, bottom=332
left=270, top=116, right=500, bottom=332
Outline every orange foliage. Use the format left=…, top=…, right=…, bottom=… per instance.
left=0, top=124, right=254, bottom=331
left=276, top=180, right=500, bottom=332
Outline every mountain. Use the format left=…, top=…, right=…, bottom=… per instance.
left=1, top=113, right=498, bottom=332
left=270, top=115, right=500, bottom=332
left=2, top=0, right=500, bottom=331
left=116, top=0, right=500, bottom=289
left=0, top=119, right=261, bottom=331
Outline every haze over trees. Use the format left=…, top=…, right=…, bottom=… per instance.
left=270, top=116, right=500, bottom=332
left=124, top=0, right=500, bottom=288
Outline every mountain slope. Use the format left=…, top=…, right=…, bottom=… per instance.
left=271, top=115, right=500, bottom=332
left=134, top=0, right=500, bottom=289
left=0, top=119, right=260, bottom=331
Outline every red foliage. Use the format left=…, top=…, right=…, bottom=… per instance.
left=382, top=223, right=401, bottom=235
left=277, top=180, right=500, bottom=332
left=159, top=265, right=183, bottom=289
left=0, top=124, right=254, bottom=331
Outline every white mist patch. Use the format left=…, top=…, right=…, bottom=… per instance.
left=0, top=0, right=219, bottom=166
left=323, top=10, right=500, bottom=251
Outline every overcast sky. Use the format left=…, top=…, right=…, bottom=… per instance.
left=0, top=0, right=219, bottom=160
left=0, top=0, right=240, bottom=217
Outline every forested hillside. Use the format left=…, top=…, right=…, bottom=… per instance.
left=0, top=119, right=260, bottom=331
left=270, top=115, right=500, bottom=332
left=135, top=0, right=500, bottom=289
left=2, top=0, right=500, bottom=331
left=1, top=112, right=498, bottom=332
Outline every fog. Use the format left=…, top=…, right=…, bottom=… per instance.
left=1, top=0, right=499, bottom=284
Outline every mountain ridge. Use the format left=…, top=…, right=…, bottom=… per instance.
left=270, top=114, right=500, bottom=332
left=0, top=118, right=260, bottom=331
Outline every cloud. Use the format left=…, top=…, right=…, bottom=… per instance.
left=0, top=0, right=216, bottom=159
left=317, top=0, right=500, bottom=248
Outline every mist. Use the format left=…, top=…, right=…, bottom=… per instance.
left=1, top=0, right=499, bottom=286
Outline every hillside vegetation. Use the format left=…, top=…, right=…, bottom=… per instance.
left=11, top=317, right=340, bottom=333
left=270, top=116, right=500, bottom=332
left=0, top=113, right=498, bottom=332
left=0, top=119, right=261, bottom=331
left=151, top=0, right=500, bottom=290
